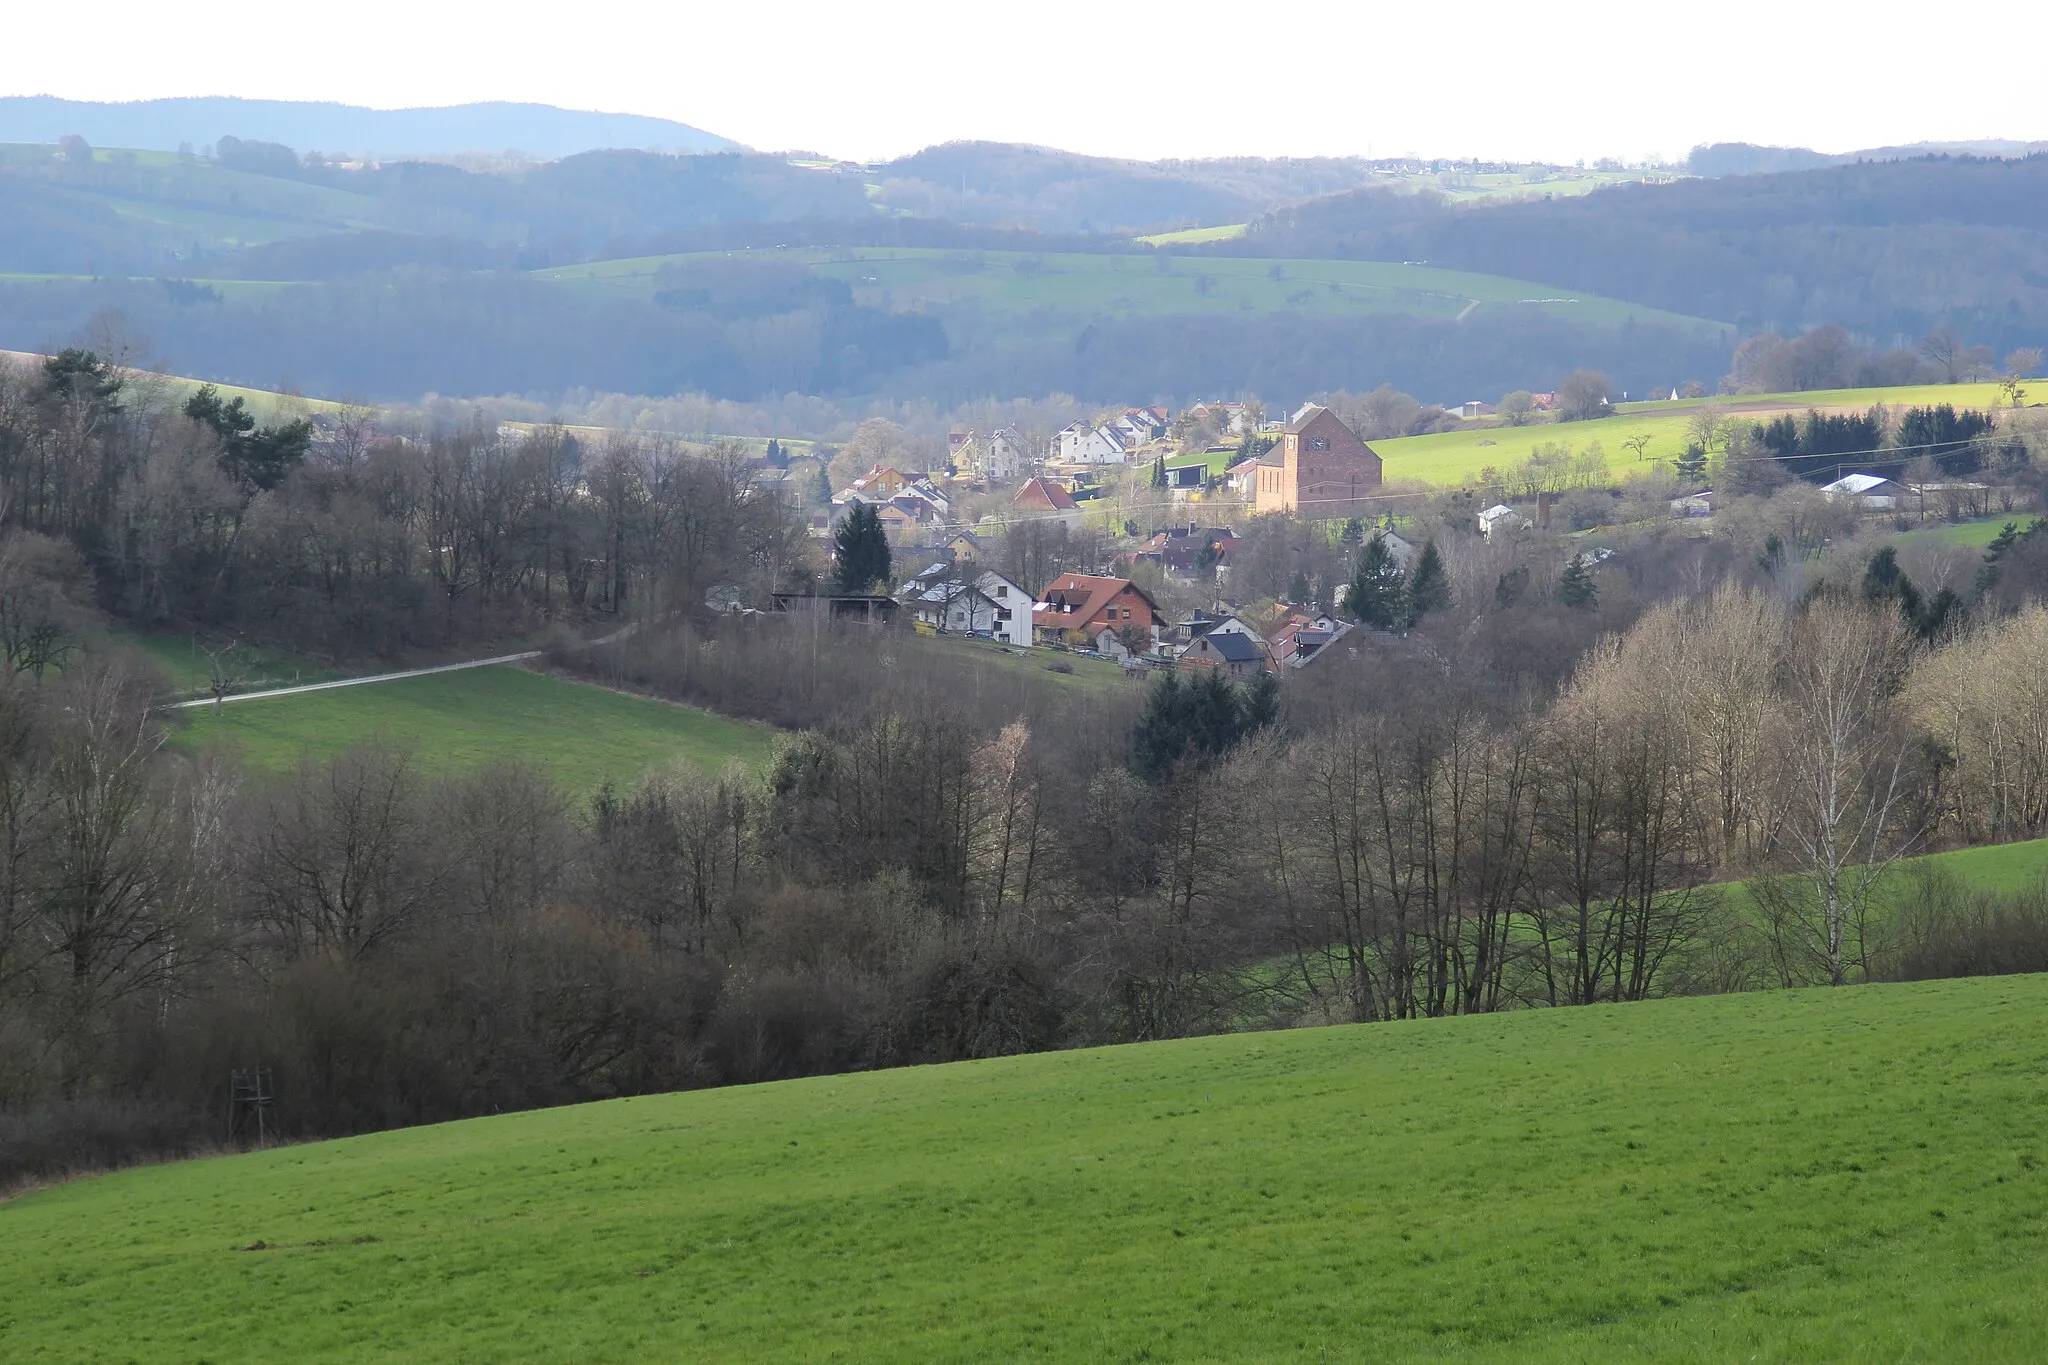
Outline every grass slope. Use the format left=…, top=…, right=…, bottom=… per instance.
left=1376, top=381, right=2021, bottom=487
left=4, top=977, right=2046, bottom=1360
left=535, top=246, right=1726, bottom=334
left=171, top=665, right=775, bottom=792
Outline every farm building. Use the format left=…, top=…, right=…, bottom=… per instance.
left=1012, top=477, right=1081, bottom=520
left=1820, top=474, right=1907, bottom=511
left=1252, top=405, right=1383, bottom=518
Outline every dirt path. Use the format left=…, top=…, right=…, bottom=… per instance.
left=170, top=651, right=542, bottom=710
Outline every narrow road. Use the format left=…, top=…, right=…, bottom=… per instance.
left=171, top=651, right=542, bottom=710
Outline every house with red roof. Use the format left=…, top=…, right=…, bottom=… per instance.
left=1031, top=573, right=1166, bottom=656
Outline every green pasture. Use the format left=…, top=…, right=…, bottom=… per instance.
left=534, top=247, right=1725, bottom=334
left=6, top=975, right=2048, bottom=1360
left=113, top=628, right=340, bottom=698
left=171, top=665, right=775, bottom=793
left=1374, top=380, right=2023, bottom=488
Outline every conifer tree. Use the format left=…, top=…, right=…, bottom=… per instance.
left=1559, top=553, right=1599, bottom=611
left=833, top=503, right=892, bottom=593
left=1405, top=540, right=1449, bottom=623
left=1343, top=534, right=1407, bottom=629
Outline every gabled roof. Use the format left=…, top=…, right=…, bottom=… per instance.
left=1032, top=573, right=1162, bottom=630
left=1014, top=477, right=1078, bottom=511
left=1823, top=473, right=1899, bottom=495
left=1197, top=631, right=1264, bottom=663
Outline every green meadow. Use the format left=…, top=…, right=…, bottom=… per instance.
left=534, top=246, right=1725, bottom=334
left=171, top=665, right=775, bottom=793
left=4, top=975, right=2047, bottom=1361
left=1375, top=381, right=2023, bottom=487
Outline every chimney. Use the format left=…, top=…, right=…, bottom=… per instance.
left=1536, top=492, right=1552, bottom=529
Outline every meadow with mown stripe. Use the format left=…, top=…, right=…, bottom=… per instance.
left=171, top=664, right=775, bottom=793
left=4, top=976, right=2046, bottom=1361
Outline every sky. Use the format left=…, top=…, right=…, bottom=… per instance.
left=3, top=0, right=2042, bottom=164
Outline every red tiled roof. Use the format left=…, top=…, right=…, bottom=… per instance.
left=1031, top=573, right=1162, bottom=633
left=1013, top=477, right=1077, bottom=511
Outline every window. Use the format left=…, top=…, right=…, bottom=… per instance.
left=994, top=585, right=1007, bottom=597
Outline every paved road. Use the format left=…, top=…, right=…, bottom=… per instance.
left=170, top=651, right=542, bottom=710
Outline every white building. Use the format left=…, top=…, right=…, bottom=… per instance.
left=898, top=563, right=1033, bottom=647
left=1052, top=422, right=1129, bottom=465
left=1820, top=473, right=1907, bottom=511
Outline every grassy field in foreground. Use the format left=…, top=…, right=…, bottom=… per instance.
left=4, top=976, right=2046, bottom=1361
left=1376, top=381, right=2025, bottom=487
left=535, top=247, right=1724, bottom=333
left=171, top=665, right=775, bottom=792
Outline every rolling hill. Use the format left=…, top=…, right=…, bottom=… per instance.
left=538, top=246, right=1727, bottom=335
left=3, top=975, right=2045, bottom=1359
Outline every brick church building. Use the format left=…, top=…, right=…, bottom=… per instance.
left=1252, top=405, right=1383, bottom=518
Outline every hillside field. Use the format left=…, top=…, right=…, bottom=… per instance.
left=4, top=975, right=2046, bottom=1360
left=534, top=247, right=1726, bottom=334
left=171, top=665, right=775, bottom=792
left=1375, top=381, right=2020, bottom=487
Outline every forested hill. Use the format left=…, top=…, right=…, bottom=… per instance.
left=0, top=97, right=738, bottom=158
left=1225, top=155, right=2048, bottom=353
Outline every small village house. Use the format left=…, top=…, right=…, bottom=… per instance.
left=899, top=562, right=1034, bottom=647
left=1178, top=628, right=1266, bottom=680
left=1031, top=572, right=1166, bottom=656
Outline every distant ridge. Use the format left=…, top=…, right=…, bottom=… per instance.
left=0, top=96, right=740, bottom=159
left=1689, top=138, right=2048, bottom=177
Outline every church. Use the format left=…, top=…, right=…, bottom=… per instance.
left=1252, top=405, right=1383, bottom=518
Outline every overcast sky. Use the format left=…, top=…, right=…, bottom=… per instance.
left=4, top=0, right=2041, bottom=163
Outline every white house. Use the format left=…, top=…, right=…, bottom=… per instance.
left=1478, top=504, right=1529, bottom=539
left=952, top=428, right=1028, bottom=483
left=1052, top=422, right=1129, bottom=465
left=898, top=563, right=1033, bottom=647
left=1820, top=473, right=1907, bottom=511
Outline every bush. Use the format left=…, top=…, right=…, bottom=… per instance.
left=1884, top=871, right=2048, bottom=981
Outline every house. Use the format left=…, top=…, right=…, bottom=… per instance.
left=1669, top=489, right=1715, bottom=518
left=1270, top=614, right=1356, bottom=669
left=1052, top=422, right=1128, bottom=465
left=1013, top=476, right=1081, bottom=517
left=1224, top=454, right=1263, bottom=497
left=1178, top=628, right=1267, bottom=680
left=945, top=530, right=989, bottom=562
left=1187, top=401, right=1251, bottom=438
left=1031, top=573, right=1166, bottom=656
left=1820, top=474, right=1907, bottom=511
left=951, top=428, right=1027, bottom=483
left=1252, top=405, right=1383, bottom=518
left=835, top=465, right=915, bottom=502
left=1477, top=503, right=1530, bottom=539
left=898, top=563, right=1033, bottom=647
left=1529, top=392, right=1559, bottom=412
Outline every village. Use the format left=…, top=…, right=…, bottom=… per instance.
left=773, top=390, right=1993, bottom=680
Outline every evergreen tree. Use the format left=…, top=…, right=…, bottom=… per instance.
left=766, top=437, right=784, bottom=467
left=1287, top=570, right=1311, bottom=605
left=1340, top=517, right=1365, bottom=546
left=184, top=384, right=312, bottom=491
left=1559, top=554, right=1599, bottom=611
left=1343, top=533, right=1407, bottom=629
left=1132, top=667, right=1280, bottom=781
left=1405, top=540, right=1449, bottom=623
left=1151, top=455, right=1167, bottom=489
left=1674, top=442, right=1709, bottom=482
left=833, top=503, right=892, bottom=593
left=813, top=466, right=834, bottom=507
